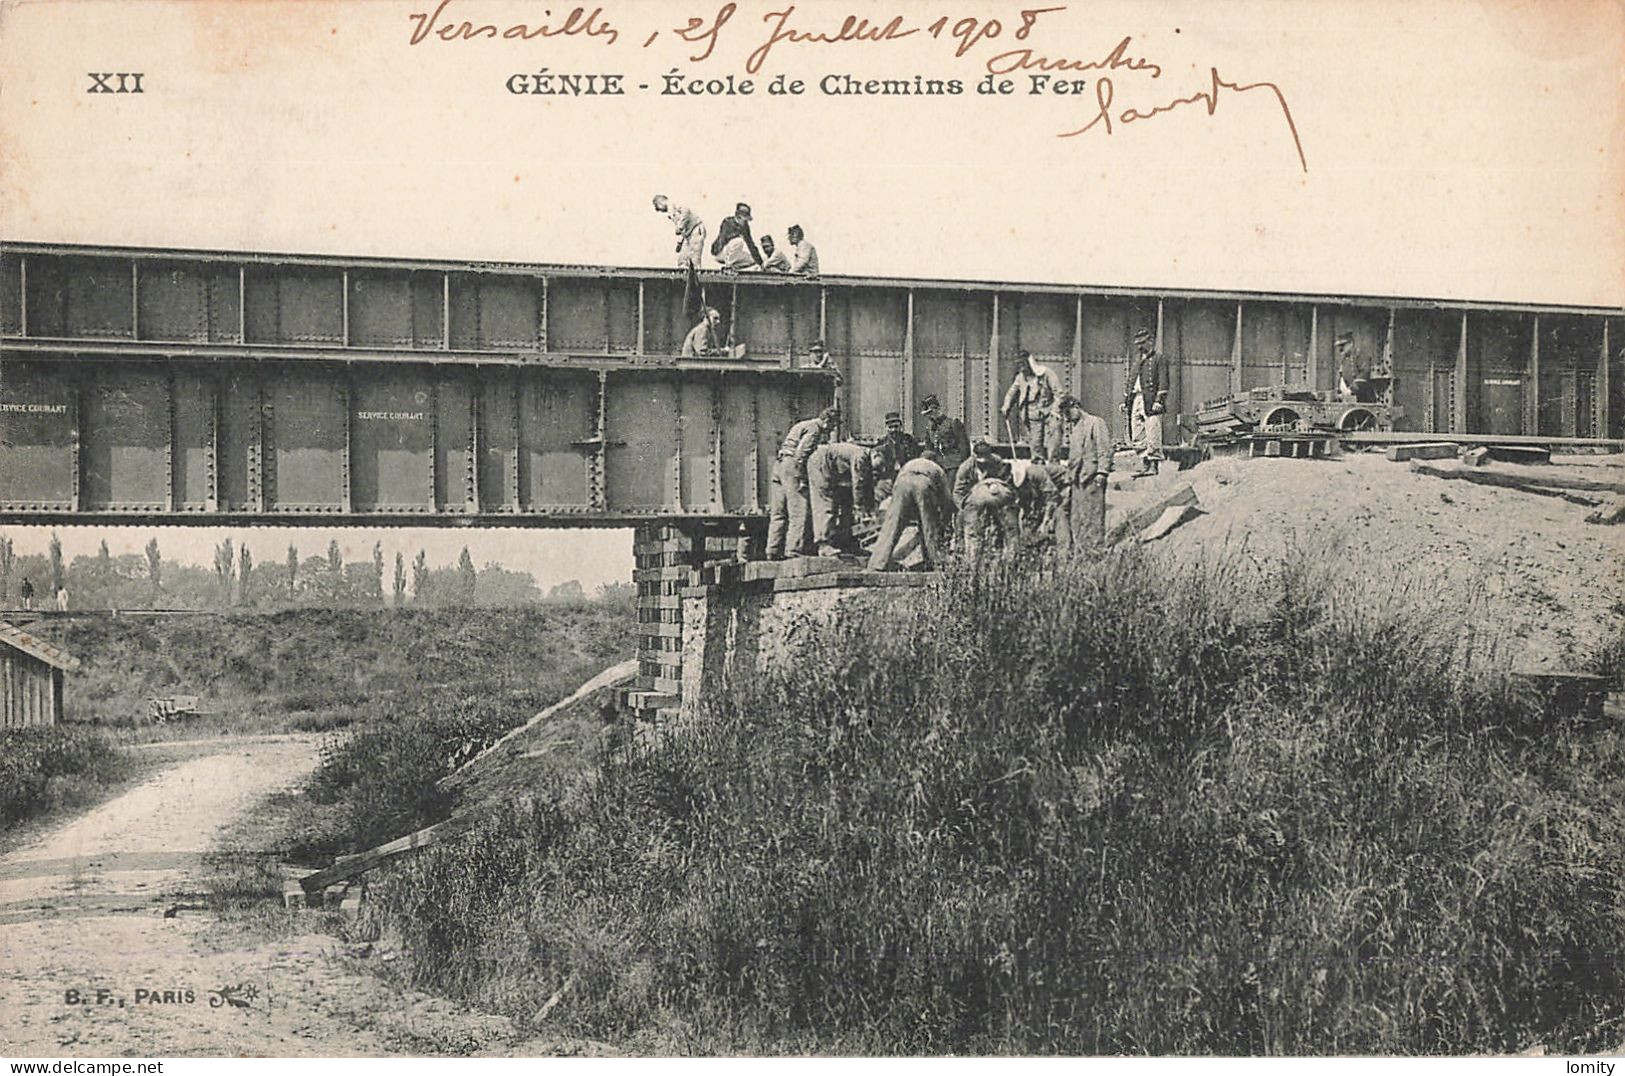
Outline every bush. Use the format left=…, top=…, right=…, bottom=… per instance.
left=0, top=726, right=127, bottom=827
left=279, top=689, right=541, bottom=862
left=361, top=549, right=1625, bottom=1054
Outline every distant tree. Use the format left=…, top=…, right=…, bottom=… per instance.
left=548, top=579, right=586, bottom=602
left=144, top=537, right=161, bottom=593
left=372, top=542, right=386, bottom=602
left=473, top=564, right=543, bottom=606
left=327, top=539, right=343, bottom=575
left=595, top=580, right=636, bottom=605
left=238, top=546, right=254, bottom=605
left=214, top=538, right=235, bottom=605
left=97, top=539, right=111, bottom=565
left=456, top=547, right=478, bottom=602
left=412, top=550, right=428, bottom=603
left=286, top=544, right=299, bottom=597
left=393, top=551, right=407, bottom=606
left=48, top=533, right=64, bottom=592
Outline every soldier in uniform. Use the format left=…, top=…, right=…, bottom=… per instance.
left=958, top=446, right=1022, bottom=558
left=807, top=441, right=877, bottom=556
left=867, top=450, right=956, bottom=571
left=1122, top=328, right=1168, bottom=477
left=919, top=394, right=970, bottom=478
left=876, top=411, right=921, bottom=476
left=766, top=406, right=838, bottom=559
left=1335, top=332, right=1377, bottom=403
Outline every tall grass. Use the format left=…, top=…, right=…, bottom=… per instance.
left=360, top=548, right=1624, bottom=1054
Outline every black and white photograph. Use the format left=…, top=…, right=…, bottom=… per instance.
left=0, top=0, right=1621, bottom=1063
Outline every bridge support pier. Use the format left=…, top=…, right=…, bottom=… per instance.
left=622, top=532, right=933, bottom=727
left=624, top=519, right=762, bottom=722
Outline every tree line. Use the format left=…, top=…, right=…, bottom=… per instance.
left=0, top=535, right=631, bottom=611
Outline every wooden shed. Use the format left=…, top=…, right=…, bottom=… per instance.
left=0, top=621, right=80, bottom=728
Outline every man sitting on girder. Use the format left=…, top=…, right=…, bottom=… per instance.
left=711, top=202, right=764, bottom=272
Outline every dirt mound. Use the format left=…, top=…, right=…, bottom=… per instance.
left=1111, top=451, right=1624, bottom=671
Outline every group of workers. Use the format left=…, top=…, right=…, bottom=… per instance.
left=762, top=327, right=1169, bottom=571
left=653, top=197, right=819, bottom=276
left=659, top=196, right=821, bottom=360
left=1001, top=331, right=1168, bottom=477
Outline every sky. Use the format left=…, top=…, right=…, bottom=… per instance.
left=1, top=0, right=1621, bottom=581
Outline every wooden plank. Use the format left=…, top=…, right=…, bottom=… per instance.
left=1408, top=459, right=1625, bottom=495
left=1385, top=442, right=1463, bottom=462
left=1483, top=444, right=1552, bottom=466
left=1107, top=484, right=1198, bottom=546
left=1341, top=430, right=1623, bottom=449
left=301, top=810, right=486, bottom=892
left=632, top=565, right=696, bottom=582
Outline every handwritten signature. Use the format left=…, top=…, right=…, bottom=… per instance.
left=986, top=37, right=1305, bottom=171
left=1063, top=68, right=1307, bottom=173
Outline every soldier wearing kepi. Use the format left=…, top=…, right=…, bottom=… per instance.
left=1054, top=394, right=1114, bottom=554
left=807, top=441, right=876, bottom=556
left=876, top=411, right=921, bottom=476
left=1122, top=328, right=1169, bottom=477
left=766, top=405, right=839, bottom=559
left=919, top=394, right=970, bottom=478
left=868, top=449, right=956, bottom=572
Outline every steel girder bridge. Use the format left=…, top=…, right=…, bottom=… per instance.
left=0, top=241, right=1619, bottom=527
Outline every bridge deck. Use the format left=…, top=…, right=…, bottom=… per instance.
left=1, top=242, right=1619, bottom=527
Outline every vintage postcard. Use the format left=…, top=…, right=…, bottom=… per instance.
left=0, top=0, right=1622, bottom=1063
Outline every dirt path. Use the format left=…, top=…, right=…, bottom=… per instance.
left=0, top=736, right=536, bottom=1057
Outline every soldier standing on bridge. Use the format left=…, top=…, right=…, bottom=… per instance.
left=766, top=406, right=839, bottom=559
left=19, top=576, right=34, bottom=611
left=1123, top=328, right=1168, bottom=477
left=652, top=195, right=707, bottom=271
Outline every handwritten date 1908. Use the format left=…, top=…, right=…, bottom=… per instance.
left=727, top=5, right=1066, bottom=74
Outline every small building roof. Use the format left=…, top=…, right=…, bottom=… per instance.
left=0, top=622, right=81, bottom=672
